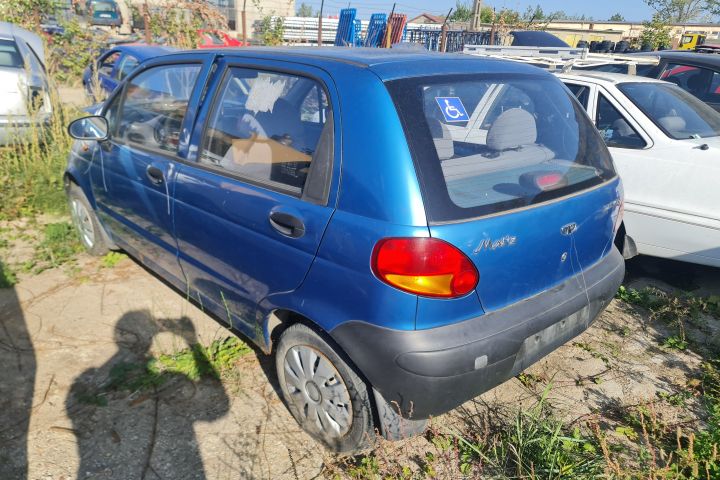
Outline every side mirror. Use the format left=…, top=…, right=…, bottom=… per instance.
left=68, top=115, right=109, bottom=141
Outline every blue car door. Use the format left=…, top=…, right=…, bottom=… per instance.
left=91, top=57, right=214, bottom=284
left=94, top=50, right=121, bottom=99
left=173, top=59, right=340, bottom=339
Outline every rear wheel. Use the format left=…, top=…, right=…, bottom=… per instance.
left=275, top=323, right=375, bottom=453
left=68, top=184, right=109, bottom=256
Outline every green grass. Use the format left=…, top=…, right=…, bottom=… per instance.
left=101, top=251, right=127, bottom=268
left=101, top=337, right=252, bottom=396
left=31, top=222, right=83, bottom=273
left=0, top=260, right=16, bottom=288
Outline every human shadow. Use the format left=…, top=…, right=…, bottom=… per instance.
left=0, top=260, right=36, bottom=479
left=66, top=310, right=230, bottom=479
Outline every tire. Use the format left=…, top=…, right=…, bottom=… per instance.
left=275, top=323, right=375, bottom=453
left=67, top=184, right=109, bottom=256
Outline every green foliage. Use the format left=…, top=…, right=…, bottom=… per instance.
left=644, top=0, right=720, bottom=23
left=640, top=13, right=673, bottom=50
left=296, top=2, right=314, bottom=17
left=101, top=251, right=127, bottom=268
left=105, top=337, right=251, bottom=394
left=259, top=16, right=285, bottom=46
left=135, top=1, right=227, bottom=49
left=663, top=335, right=689, bottom=350
left=453, top=392, right=605, bottom=478
left=449, top=0, right=473, bottom=22
left=609, top=13, right=626, bottom=21
left=0, top=260, right=17, bottom=288
left=0, top=0, right=55, bottom=30
left=46, top=19, right=108, bottom=85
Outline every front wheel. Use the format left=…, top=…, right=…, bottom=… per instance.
left=275, top=323, right=375, bottom=453
left=68, top=184, right=109, bottom=256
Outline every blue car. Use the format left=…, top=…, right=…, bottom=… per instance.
left=66, top=48, right=624, bottom=452
left=82, top=44, right=175, bottom=102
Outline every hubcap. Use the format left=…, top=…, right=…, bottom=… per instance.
left=283, top=345, right=352, bottom=438
left=70, top=199, right=95, bottom=248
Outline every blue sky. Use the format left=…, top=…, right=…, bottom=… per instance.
left=298, top=0, right=657, bottom=22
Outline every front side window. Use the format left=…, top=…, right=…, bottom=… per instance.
left=115, top=64, right=201, bottom=153
left=596, top=94, right=647, bottom=149
left=98, top=51, right=120, bottom=76
left=117, top=55, right=139, bottom=80
left=618, top=82, right=720, bottom=139
left=387, top=74, right=615, bottom=221
left=200, top=68, right=332, bottom=196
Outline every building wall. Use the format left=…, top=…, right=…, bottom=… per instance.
left=239, top=0, right=295, bottom=39
left=544, top=20, right=720, bottom=44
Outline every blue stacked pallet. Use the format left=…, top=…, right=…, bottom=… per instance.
left=353, top=19, right=362, bottom=46
left=364, top=13, right=387, bottom=47
left=334, top=8, right=357, bottom=46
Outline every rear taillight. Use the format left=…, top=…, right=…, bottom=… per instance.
left=613, top=181, right=625, bottom=235
left=371, top=237, right=479, bottom=298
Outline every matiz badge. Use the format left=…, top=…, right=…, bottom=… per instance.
left=474, top=235, right=517, bottom=253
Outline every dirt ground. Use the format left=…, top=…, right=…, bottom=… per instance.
left=1, top=221, right=719, bottom=479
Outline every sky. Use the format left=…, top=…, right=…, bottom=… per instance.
left=298, top=0, right=657, bottom=22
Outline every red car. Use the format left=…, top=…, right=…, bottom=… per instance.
left=197, top=29, right=244, bottom=48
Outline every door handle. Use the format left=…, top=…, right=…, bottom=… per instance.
left=269, top=211, right=305, bottom=238
left=146, top=165, right=164, bottom=185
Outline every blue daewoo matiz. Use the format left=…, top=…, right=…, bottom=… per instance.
left=66, top=48, right=625, bottom=452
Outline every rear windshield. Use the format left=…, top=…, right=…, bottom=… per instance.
left=387, top=73, right=616, bottom=222
left=0, top=39, right=23, bottom=68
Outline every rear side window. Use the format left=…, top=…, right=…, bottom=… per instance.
left=565, top=82, right=590, bottom=109
left=387, top=74, right=616, bottom=222
left=200, top=67, right=332, bottom=197
left=596, top=94, right=646, bottom=149
left=0, top=39, right=23, bottom=68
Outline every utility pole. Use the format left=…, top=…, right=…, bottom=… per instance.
left=471, top=0, right=482, bottom=31
left=241, top=0, right=247, bottom=45
left=439, top=8, right=452, bottom=53
left=143, top=0, right=151, bottom=44
left=317, top=0, right=324, bottom=46
left=383, top=3, right=396, bottom=48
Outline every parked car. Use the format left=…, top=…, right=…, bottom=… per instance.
left=65, top=48, right=624, bottom=452
left=82, top=44, right=175, bottom=102
left=197, top=29, right=244, bottom=48
left=0, top=22, right=51, bottom=146
left=88, top=0, right=122, bottom=28
left=560, top=71, right=720, bottom=267
left=583, top=51, right=720, bottom=111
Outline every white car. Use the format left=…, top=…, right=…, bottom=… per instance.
left=0, top=21, right=51, bottom=146
left=558, top=71, right=720, bottom=268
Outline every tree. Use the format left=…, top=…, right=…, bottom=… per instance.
left=0, top=0, right=55, bottom=30
left=644, top=0, right=720, bottom=23
left=296, top=2, right=314, bottom=17
left=522, top=4, right=545, bottom=21
left=609, top=13, right=625, bottom=21
left=449, top=0, right=473, bottom=22
left=640, top=13, right=672, bottom=49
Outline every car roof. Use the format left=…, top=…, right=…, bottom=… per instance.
left=109, top=44, right=176, bottom=59
left=558, top=70, right=668, bottom=85
left=634, top=50, right=720, bottom=68
left=164, top=46, right=548, bottom=81
left=0, top=21, right=45, bottom=64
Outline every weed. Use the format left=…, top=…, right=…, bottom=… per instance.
left=105, top=337, right=251, bottom=395
left=663, top=335, right=689, bottom=351
left=0, top=260, right=16, bottom=288
left=32, top=222, right=82, bottom=272
left=101, top=251, right=127, bottom=268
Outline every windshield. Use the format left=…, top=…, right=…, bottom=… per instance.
left=93, top=2, right=116, bottom=12
left=618, top=82, right=720, bottom=139
left=387, top=74, right=615, bottom=222
left=0, top=39, right=23, bottom=68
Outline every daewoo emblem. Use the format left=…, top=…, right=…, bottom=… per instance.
left=561, top=223, right=578, bottom=236
left=473, top=235, right=517, bottom=254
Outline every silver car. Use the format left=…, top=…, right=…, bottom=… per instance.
left=0, top=21, right=51, bottom=146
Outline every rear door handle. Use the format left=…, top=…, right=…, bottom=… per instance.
left=269, top=211, right=305, bottom=238
left=146, top=165, right=164, bottom=185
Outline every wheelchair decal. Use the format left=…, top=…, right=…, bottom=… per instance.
left=435, top=97, right=470, bottom=122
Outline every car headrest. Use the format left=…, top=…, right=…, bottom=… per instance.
left=487, top=108, right=537, bottom=151
left=658, top=115, right=686, bottom=133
